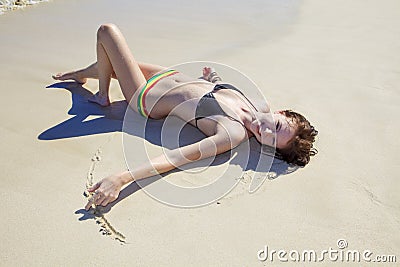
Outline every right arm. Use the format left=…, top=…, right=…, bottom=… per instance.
left=85, top=126, right=244, bottom=210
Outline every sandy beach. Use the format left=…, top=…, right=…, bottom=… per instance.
left=1, top=0, right=399, bottom=265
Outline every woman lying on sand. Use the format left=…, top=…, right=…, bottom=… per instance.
left=52, top=24, right=318, bottom=210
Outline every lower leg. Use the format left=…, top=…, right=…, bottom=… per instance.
left=55, top=24, right=147, bottom=107
left=76, top=63, right=102, bottom=80
left=52, top=62, right=116, bottom=83
left=87, top=38, right=114, bottom=106
left=94, top=24, right=146, bottom=104
left=53, top=61, right=163, bottom=83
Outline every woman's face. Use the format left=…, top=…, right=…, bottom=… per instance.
left=249, top=111, right=296, bottom=149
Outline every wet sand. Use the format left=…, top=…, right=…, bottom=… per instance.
left=1, top=0, right=399, bottom=265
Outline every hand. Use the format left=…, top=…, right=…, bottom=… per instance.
left=85, top=175, right=123, bottom=210
left=202, top=66, right=213, bottom=80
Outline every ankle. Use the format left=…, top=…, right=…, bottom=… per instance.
left=75, top=71, right=84, bottom=80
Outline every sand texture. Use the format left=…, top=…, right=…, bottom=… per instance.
left=0, top=0, right=399, bottom=266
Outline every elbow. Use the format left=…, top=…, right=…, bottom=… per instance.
left=229, top=134, right=245, bottom=149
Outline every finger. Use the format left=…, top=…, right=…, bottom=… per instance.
left=85, top=198, right=94, bottom=210
left=88, top=182, right=100, bottom=192
left=100, top=197, right=111, bottom=207
left=95, top=194, right=107, bottom=206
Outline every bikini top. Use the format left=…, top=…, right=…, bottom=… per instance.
left=194, top=83, right=258, bottom=128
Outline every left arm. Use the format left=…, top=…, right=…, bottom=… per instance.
left=202, top=67, right=222, bottom=83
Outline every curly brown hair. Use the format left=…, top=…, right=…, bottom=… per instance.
left=276, top=110, right=318, bottom=166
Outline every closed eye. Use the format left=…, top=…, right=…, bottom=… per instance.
left=276, top=121, right=281, bottom=132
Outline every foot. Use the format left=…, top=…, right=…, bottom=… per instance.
left=52, top=71, right=87, bottom=84
left=88, top=92, right=110, bottom=107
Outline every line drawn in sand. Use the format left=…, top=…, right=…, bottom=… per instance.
left=83, top=148, right=127, bottom=244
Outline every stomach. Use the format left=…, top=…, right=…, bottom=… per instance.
left=143, top=72, right=215, bottom=120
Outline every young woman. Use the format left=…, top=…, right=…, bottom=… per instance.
left=52, top=24, right=318, bottom=210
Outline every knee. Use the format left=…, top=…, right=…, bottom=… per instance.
left=97, top=23, right=119, bottom=38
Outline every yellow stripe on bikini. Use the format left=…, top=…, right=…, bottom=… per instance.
left=137, top=70, right=178, bottom=117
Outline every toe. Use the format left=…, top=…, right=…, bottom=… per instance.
left=53, top=73, right=65, bottom=80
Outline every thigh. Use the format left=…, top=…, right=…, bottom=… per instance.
left=138, top=62, right=167, bottom=80
left=97, top=24, right=147, bottom=102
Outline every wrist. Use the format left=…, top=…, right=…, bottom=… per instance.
left=119, top=170, right=134, bottom=185
left=209, top=71, right=222, bottom=83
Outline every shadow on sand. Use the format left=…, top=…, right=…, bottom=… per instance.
left=40, top=82, right=298, bottom=216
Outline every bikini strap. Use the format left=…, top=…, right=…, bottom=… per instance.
left=213, top=83, right=259, bottom=112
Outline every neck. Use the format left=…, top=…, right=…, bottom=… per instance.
left=241, top=107, right=256, bottom=130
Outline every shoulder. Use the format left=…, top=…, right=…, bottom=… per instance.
left=253, top=99, right=271, bottom=113
left=215, top=118, right=248, bottom=146
left=196, top=116, right=248, bottom=146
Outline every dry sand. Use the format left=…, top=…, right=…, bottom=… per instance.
left=1, top=0, right=399, bottom=266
